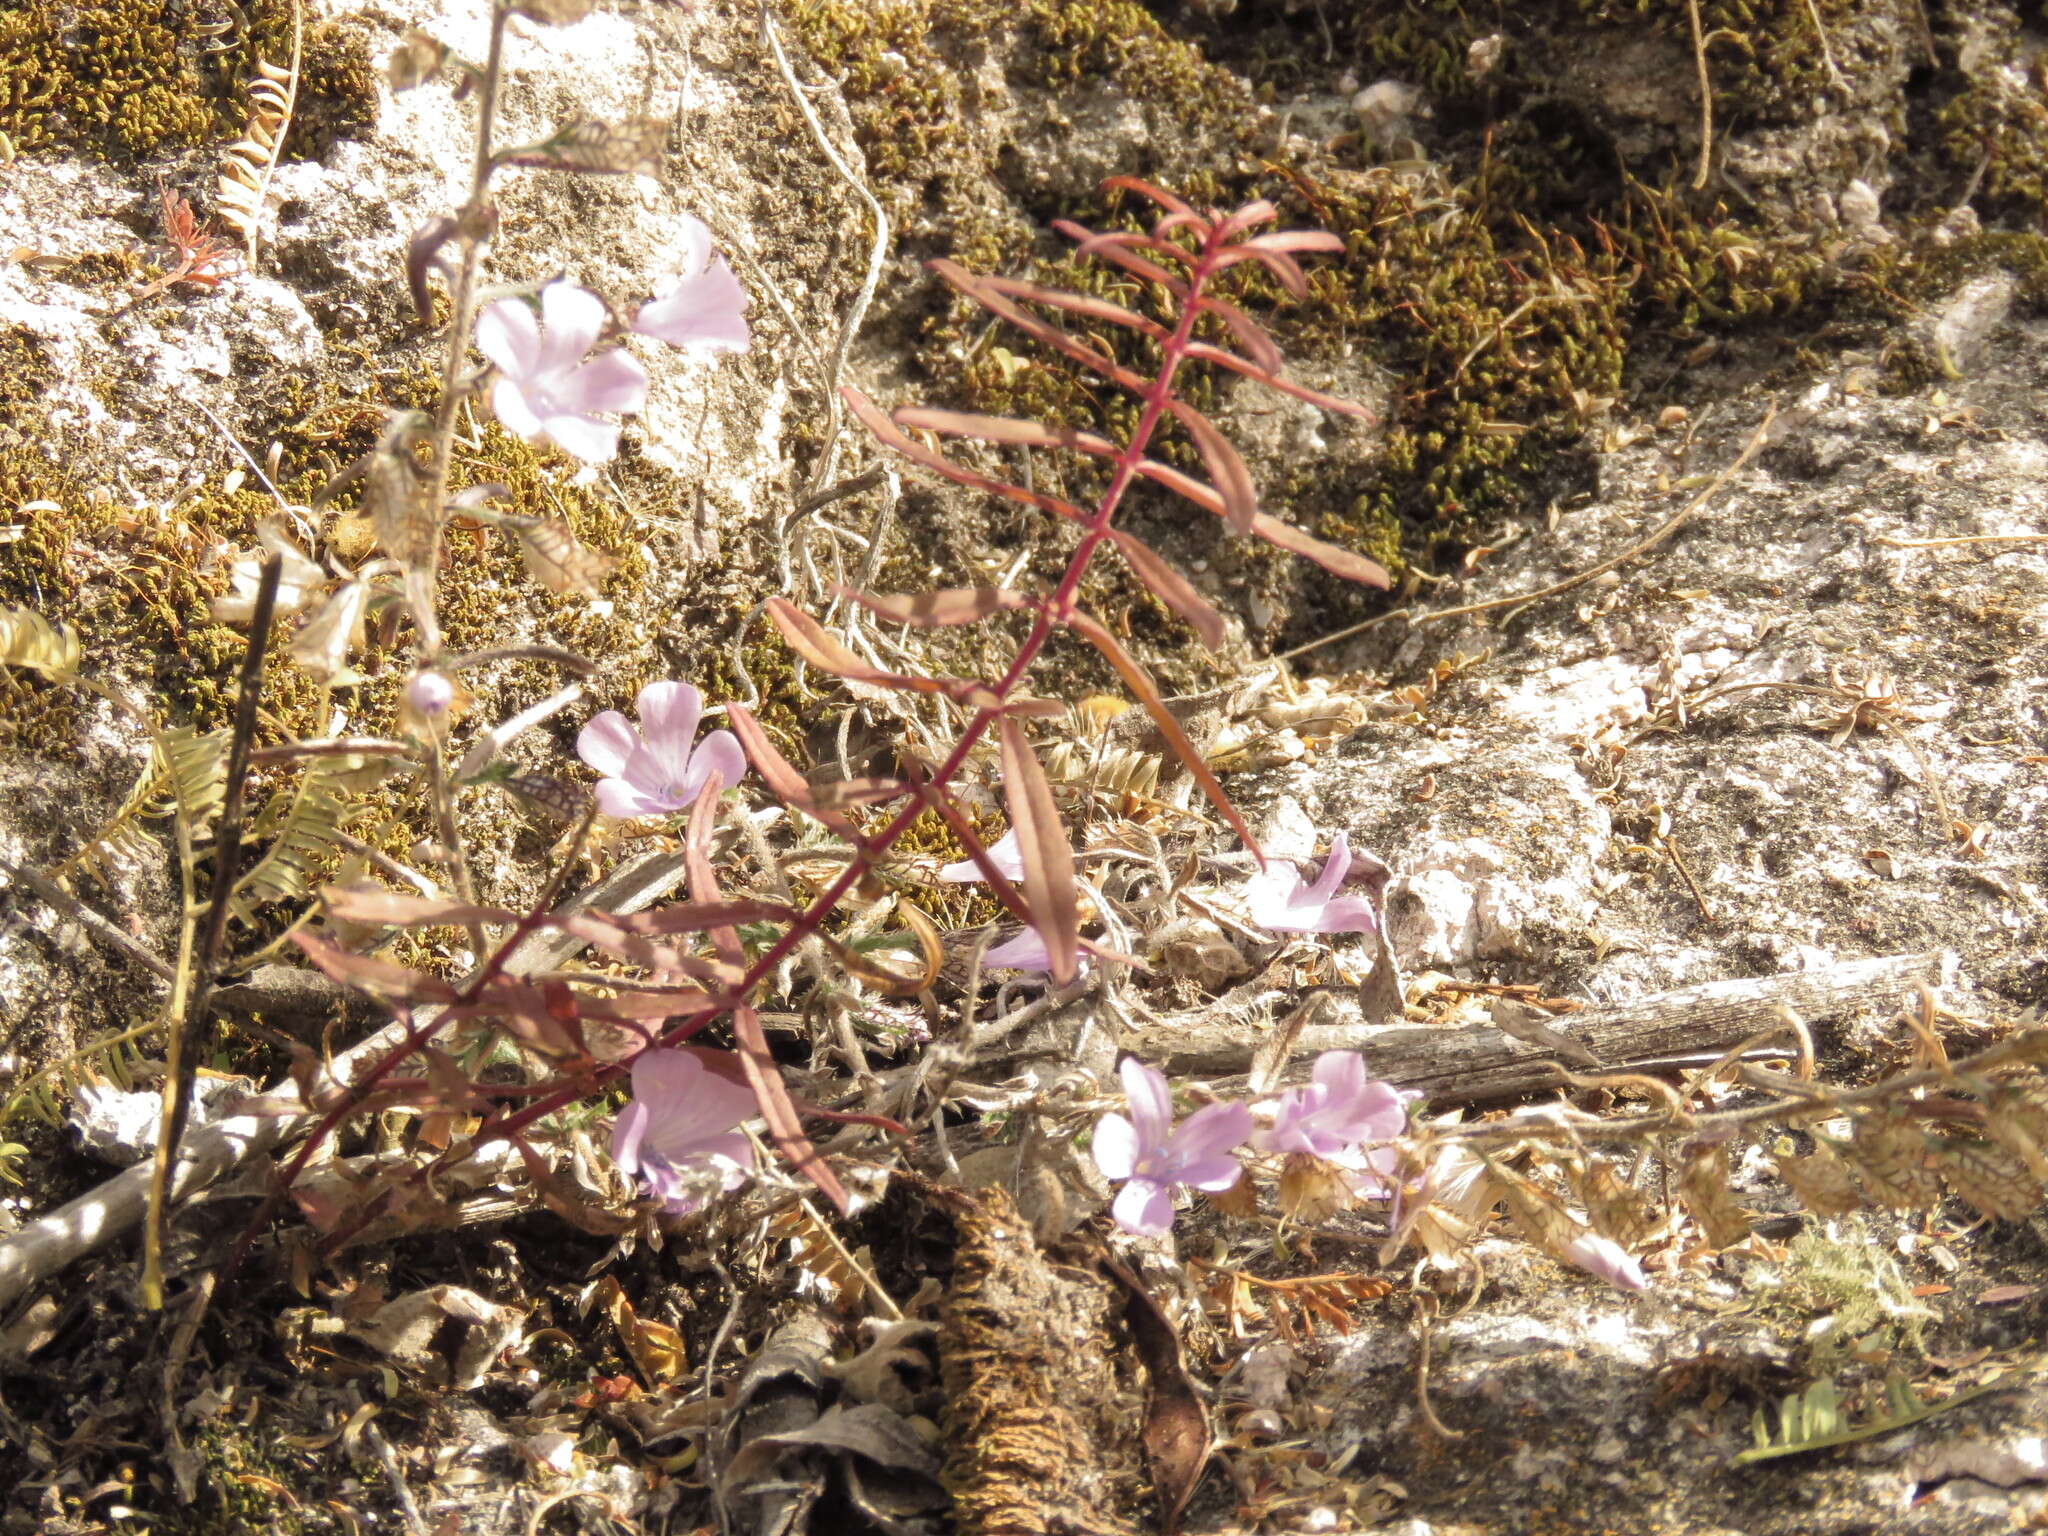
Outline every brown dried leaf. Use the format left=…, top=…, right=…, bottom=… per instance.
left=497, top=116, right=666, bottom=177
left=1984, top=1083, right=2048, bottom=1182
left=1676, top=1141, right=1753, bottom=1249
left=1277, top=1153, right=1354, bottom=1224
left=842, top=586, right=1031, bottom=629
left=1570, top=1156, right=1659, bottom=1249
left=1774, top=1137, right=1865, bottom=1218
left=1849, top=1110, right=1946, bottom=1211
left=1935, top=1136, right=2043, bottom=1222
left=508, top=514, right=613, bottom=598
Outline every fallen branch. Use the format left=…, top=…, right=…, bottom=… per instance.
left=1140, top=950, right=1950, bottom=1102
left=0, top=849, right=687, bottom=1313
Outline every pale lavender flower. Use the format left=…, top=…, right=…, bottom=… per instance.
left=633, top=215, right=751, bottom=355
left=611, top=1049, right=757, bottom=1216
left=1256, top=1050, right=1417, bottom=1199
left=1092, top=1058, right=1253, bottom=1236
left=982, top=924, right=1053, bottom=971
left=477, top=281, right=648, bottom=463
left=1243, top=831, right=1379, bottom=935
left=577, top=680, right=746, bottom=818
left=1561, top=1230, right=1650, bottom=1293
left=938, top=828, right=1024, bottom=884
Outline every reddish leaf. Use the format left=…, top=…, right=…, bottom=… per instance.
left=1067, top=611, right=1260, bottom=856
left=764, top=598, right=1006, bottom=710
left=996, top=716, right=1080, bottom=983
left=1053, top=223, right=1195, bottom=290
left=729, top=702, right=857, bottom=837
left=319, top=886, right=519, bottom=929
left=809, top=776, right=916, bottom=812
left=840, top=586, right=1031, bottom=629
left=1240, top=229, right=1349, bottom=255
left=842, top=384, right=1099, bottom=529
left=910, top=782, right=1033, bottom=931
left=893, top=406, right=1118, bottom=458
left=928, top=263, right=1151, bottom=396
left=1208, top=244, right=1312, bottom=299
left=612, top=899, right=800, bottom=934
left=1194, top=296, right=1282, bottom=373
left=1102, top=175, right=1199, bottom=221
left=1167, top=400, right=1257, bottom=535
left=290, top=933, right=458, bottom=1003
left=980, top=272, right=1173, bottom=337
left=1252, top=512, right=1392, bottom=588
left=1182, top=341, right=1372, bottom=418
left=1211, top=198, right=1279, bottom=245
left=1107, top=531, right=1225, bottom=652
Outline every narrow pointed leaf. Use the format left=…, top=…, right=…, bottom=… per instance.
left=1182, top=341, right=1373, bottom=418
left=1102, top=176, right=1199, bottom=218
left=1167, top=400, right=1258, bottom=534
left=910, top=783, right=1035, bottom=931
left=928, top=263, right=1152, bottom=395
left=1108, top=531, right=1226, bottom=652
left=728, top=702, right=857, bottom=837
left=996, top=717, right=1080, bottom=983
left=1194, top=296, right=1282, bottom=373
left=1208, top=244, right=1312, bottom=298
left=979, top=275, right=1169, bottom=339
left=1067, top=611, right=1260, bottom=855
left=1242, top=230, right=1348, bottom=255
left=1211, top=199, right=1280, bottom=245
left=682, top=776, right=847, bottom=1212
left=1052, top=223, right=1192, bottom=293
left=840, top=586, right=1032, bottom=629
left=765, top=598, right=1005, bottom=709
left=842, top=384, right=1098, bottom=526
left=1252, top=513, right=1393, bottom=588
left=892, top=406, right=1118, bottom=458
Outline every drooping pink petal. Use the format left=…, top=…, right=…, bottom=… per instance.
left=1091, top=1113, right=1140, bottom=1181
left=476, top=297, right=541, bottom=376
left=610, top=1097, right=651, bottom=1174
left=634, top=243, right=751, bottom=355
left=1303, top=832, right=1352, bottom=905
left=1561, top=1231, right=1650, bottom=1292
left=983, top=926, right=1054, bottom=971
left=577, top=711, right=642, bottom=779
left=1112, top=1179, right=1174, bottom=1237
left=939, top=828, right=1026, bottom=883
left=538, top=281, right=609, bottom=374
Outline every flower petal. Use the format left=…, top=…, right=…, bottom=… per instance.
left=1112, top=1178, right=1175, bottom=1237
left=490, top=376, right=546, bottom=442
left=610, top=1098, right=650, bottom=1174
left=1118, top=1057, right=1173, bottom=1152
left=1304, top=831, right=1352, bottom=905
left=1168, top=1099, right=1254, bottom=1175
left=540, top=410, right=620, bottom=464
left=983, top=926, right=1053, bottom=971
left=937, top=828, right=1026, bottom=884
left=634, top=259, right=751, bottom=354
left=675, top=211, right=713, bottom=278
left=680, top=728, right=746, bottom=803
left=596, top=777, right=671, bottom=818
left=565, top=348, right=649, bottom=416
left=538, top=281, right=608, bottom=374
left=635, top=682, right=706, bottom=785
left=1091, top=1113, right=1139, bottom=1180
left=577, top=711, right=641, bottom=778
left=475, top=297, right=541, bottom=377
left=1562, top=1231, right=1650, bottom=1292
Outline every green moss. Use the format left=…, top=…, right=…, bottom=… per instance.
left=0, top=0, right=375, bottom=162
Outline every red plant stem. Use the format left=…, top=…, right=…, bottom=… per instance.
left=303, top=219, right=1234, bottom=1220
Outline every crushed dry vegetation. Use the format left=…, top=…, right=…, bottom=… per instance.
left=2, top=2, right=2048, bottom=1535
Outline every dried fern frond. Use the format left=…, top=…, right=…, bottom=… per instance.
left=55, top=752, right=163, bottom=891
left=232, top=755, right=379, bottom=912
left=156, top=725, right=231, bottom=838
left=0, top=604, right=81, bottom=683
left=0, top=1017, right=161, bottom=1135
left=216, top=0, right=300, bottom=269
left=1735, top=1371, right=2021, bottom=1465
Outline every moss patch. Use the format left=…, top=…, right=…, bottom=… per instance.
left=0, top=0, right=375, bottom=163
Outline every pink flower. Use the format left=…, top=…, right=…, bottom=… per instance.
left=938, top=828, right=1024, bottom=884
left=611, top=1049, right=757, bottom=1216
left=1561, top=1230, right=1650, bottom=1292
left=1092, top=1058, right=1253, bottom=1236
left=1255, top=1051, right=1416, bottom=1199
left=982, top=924, right=1054, bottom=971
left=633, top=214, right=750, bottom=354
left=1243, top=831, right=1380, bottom=935
left=477, top=281, right=648, bottom=463
left=577, top=680, right=746, bottom=818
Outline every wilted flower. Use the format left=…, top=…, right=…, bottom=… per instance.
left=611, top=1048, right=757, bottom=1216
left=1243, top=831, right=1380, bottom=935
left=981, top=924, right=1055, bottom=972
left=1561, top=1229, right=1650, bottom=1292
left=633, top=214, right=751, bottom=354
left=938, top=828, right=1024, bottom=884
left=477, top=281, right=648, bottom=463
left=1092, top=1058, right=1253, bottom=1237
left=577, top=680, right=746, bottom=818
